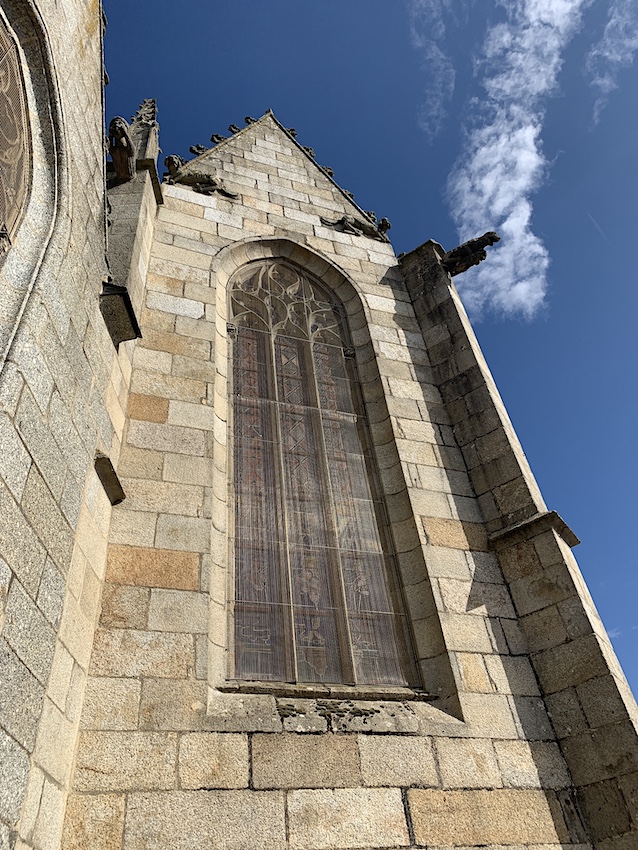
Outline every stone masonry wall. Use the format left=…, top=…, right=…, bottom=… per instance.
left=61, top=115, right=602, bottom=849
left=0, top=1, right=122, bottom=848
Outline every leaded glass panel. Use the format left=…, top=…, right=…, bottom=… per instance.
left=230, top=260, right=419, bottom=687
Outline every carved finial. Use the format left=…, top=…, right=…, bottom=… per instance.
left=321, top=166, right=335, bottom=177
left=302, top=146, right=315, bottom=158
left=228, top=124, right=241, bottom=134
left=440, top=231, right=501, bottom=276
left=189, top=144, right=209, bottom=157
left=130, top=98, right=157, bottom=126
left=245, top=116, right=257, bottom=124
left=210, top=133, right=227, bottom=144
left=108, top=116, right=136, bottom=182
left=287, top=127, right=298, bottom=138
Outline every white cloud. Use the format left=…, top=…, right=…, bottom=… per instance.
left=408, top=0, right=458, bottom=141
left=586, top=0, right=638, bottom=122
left=447, top=0, right=590, bottom=318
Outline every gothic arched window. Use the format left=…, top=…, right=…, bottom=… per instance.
left=0, top=17, right=30, bottom=254
left=229, top=260, right=419, bottom=687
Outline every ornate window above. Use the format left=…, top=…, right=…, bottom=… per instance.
left=0, top=18, right=30, bottom=254
left=229, top=259, right=419, bottom=687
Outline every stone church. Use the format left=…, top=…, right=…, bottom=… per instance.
left=1, top=1, right=637, bottom=849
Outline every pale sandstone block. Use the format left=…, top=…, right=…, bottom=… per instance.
left=407, top=788, right=566, bottom=846
left=178, top=733, right=248, bottom=789
left=172, top=354, right=216, bottom=383
left=139, top=678, right=207, bottom=730
left=422, top=517, right=489, bottom=551
left=101, top=584, right=150, bottom=629
left=89, top=628, right=194, bottom=678
left=494, top=740, right=571, bottom=790
left=252, top=733, right=360, bottom=789
left=132, top=346, right=172, bottom=374
left=167, top=400, right=215, bottom=431
left=147, top=290, right=204, bottom=319
left=139, top=327, right=210, bottom=359
left=458, top=693, right=518, bottom=739
left=131, top=369, right=206, bottom=403
left=33, top=699, right=75, bottom=785
left=151, top=241, right=212, bottom=271
left=80, top=677, right=141, bottom=730
left=484, top=655, right=540, bottom=696
left=127, top=420, right=205, bottom=456
left=31, top=776, right=65, bottom=850
left=155, top=513, right=211, bottom=553
left=62, top=793, right=125, bottom=850
left=163, top=453, right=212, bottom=486
left=358, top=734, right=438, bottom=787
left=288, top=788, right=409, bottom=849
left=124, top=790, right=286, bottom=850
left=74, top=731, right=178, bottom=791
left=439, top=612, right=493, bottom=653
left=106, top=544, right=199, bottom=590
left=148, top=589, right=208, bottom=633
left=108, top=509, right=157, bottom=547
left=47, top=642, right=74, bottom=712
left=120, top=479, right=203, bottom=516
left=117, top=446, right=163, bottom=480
left=457, top=652, right=492, bottom=693
left=435, top=737, right=502, bottom=789
left=206, top=691, right=282, bottom=733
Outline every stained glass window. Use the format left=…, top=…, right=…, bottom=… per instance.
left=0, top=18, right=30, bottom=254
left=230, top=260, right=419, bottom=687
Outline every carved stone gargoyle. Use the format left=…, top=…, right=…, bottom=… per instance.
left=163, top=155, right=238, bottom=199
left=441, top=231, right=500, bottom=276
left=320, top=214, right=391, bottom=243
left=108, top=116, right=136, bottom=182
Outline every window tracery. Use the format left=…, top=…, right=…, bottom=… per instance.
left=0, top=17, right=29, bottom=254
left=229, top=259, right=418, bottom=687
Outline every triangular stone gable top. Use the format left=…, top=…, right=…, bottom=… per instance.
left=175, top=110, right=388, bottom=235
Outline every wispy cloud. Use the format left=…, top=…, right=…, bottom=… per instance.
left=447, top=0, right=591, bottom=318
left=586, top=0, right=638, bottom=122
left=608, top=627, right=623, bottom=639
left=408, top=0, right=457, bottom=141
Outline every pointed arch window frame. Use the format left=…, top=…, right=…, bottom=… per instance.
left=226, top=258, right=421, bottom=688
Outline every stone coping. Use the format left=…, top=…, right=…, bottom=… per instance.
left=488, top=510, right=580, bottom=550
left=218, top=682, right=434, bottom=702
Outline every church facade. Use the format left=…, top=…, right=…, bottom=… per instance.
left=2, top=2, right=638, bottom=849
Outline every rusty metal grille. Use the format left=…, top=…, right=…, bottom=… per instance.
left=230, top=260, right=419, bottom=687
left=0, top=20, right=30, bottom=254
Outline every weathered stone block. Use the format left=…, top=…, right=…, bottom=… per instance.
left=128, top=393, right=169, bottom=423
left=80, top=677, right=141, bottom=730
left=89, top=628, right=195, bottom=678
left=106, top=545, right=199, bottom=590
left=148, top=589, right=208, bottom=633
left=100, top=583, right=150, bottom=629
left=139, top=678, right=207, bottom=730
left=0, top=729, right=29, bottom=826
left=74, top=731, right=178, bottom=791
left=61, top=793, right=125, bottom=850
left=252, top=733, right=360, bottom=789
left=288, top=788, right=409, bottom=849
left=422, top=517, right=489, bottom=551
left=206, top=691, right=282, bottom=732
left=0, top=642, right=44, bottom=750
left=178, top=733, right=248, bottom=789
left=435, top=737, right=501, bottom=788
left=358, top=733, right=438, bottom=787
left=124, top=790, right=286, bottom=850
left=407, top=788, right=566, bottom=845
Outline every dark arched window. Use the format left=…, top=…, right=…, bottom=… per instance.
left=229, top=259, right=418, bottom=687
left=0, top=17, right=30, bottom=253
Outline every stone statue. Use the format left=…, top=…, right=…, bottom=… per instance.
left=163, top=155, right=238, bottom=199
left=108, top=116, right=136, bottom=181
left=441, top=231, right=501, bottom=276
left=320, top=214, right=391, bottom=243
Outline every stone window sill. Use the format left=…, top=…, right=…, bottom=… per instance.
left=219, top=681, right=434, bottom=702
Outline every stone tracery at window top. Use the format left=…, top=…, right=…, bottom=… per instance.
left=229, top=259, right=419, bottom=687
left=0, top=17, right=30, bottom=254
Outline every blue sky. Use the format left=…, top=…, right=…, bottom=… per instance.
left=104, top=0, right=638, bottom=690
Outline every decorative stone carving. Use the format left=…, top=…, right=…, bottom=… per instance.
left=189, top=144, right=209, bottom=156
left=228, top=124, right=241, bottom=134
left=245, top=116, right=257, bottom=124
left=441, top=231, right=501, bottom=276
left=210, top=133, right=228, bottom=144
left=320, top=214, right=391, bottom=243
left=287, top=127, right=298, bottom=138
left=130, top=98, right=157, bottom=126
left=320, top=165, right=335, bottom=177
left=163, top=155, right=238, bottom=198
left=108, top=116, right=136, bottom=182
left=302, top=146, right=315, bottom=158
